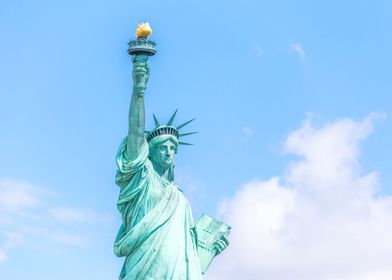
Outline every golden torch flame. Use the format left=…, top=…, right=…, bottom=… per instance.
left=136, top=22, right=152, bottom=38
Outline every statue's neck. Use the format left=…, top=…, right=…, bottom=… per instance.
left=151, top=161, right=173, bottom=181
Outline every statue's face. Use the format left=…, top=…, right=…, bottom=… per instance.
left=155, top=140, right=177, bottom=168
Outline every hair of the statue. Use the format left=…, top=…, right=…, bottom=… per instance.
left=148, top=134, right=179, bottom=181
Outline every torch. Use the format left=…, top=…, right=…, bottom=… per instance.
left=128, top=22, right=156, bottom=56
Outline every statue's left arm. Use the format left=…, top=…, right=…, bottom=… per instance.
left=115, top=55, right=150, bottom=188
left=127, top=54, right=150, bottom=161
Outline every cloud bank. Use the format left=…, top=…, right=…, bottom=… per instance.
left=207, top=113, right=392, bottom=280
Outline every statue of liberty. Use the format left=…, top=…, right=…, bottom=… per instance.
left=113, top=23, right=230, bottom=280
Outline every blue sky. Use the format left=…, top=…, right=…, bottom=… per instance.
left=1, top=0, right=392, bottom=279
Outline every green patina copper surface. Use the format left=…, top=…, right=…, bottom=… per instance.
left=113, top=30, right=230, bottom=280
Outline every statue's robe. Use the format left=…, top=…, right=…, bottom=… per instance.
left=114, top=138, right=202, bottom=280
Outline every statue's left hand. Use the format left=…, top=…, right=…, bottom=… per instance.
left=213, top=235, right=229, bottom=255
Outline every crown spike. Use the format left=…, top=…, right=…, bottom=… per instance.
left=167, top=109, right=178, bottom=126
left=179, top=141, right=193, bottom=146
left=177, top=118, right=195, bottom=130
left=146, top=112, right=196, bottom=144
left=179, top=132, right=198, bottom=137
left=153, top=114, right=160, bottom=128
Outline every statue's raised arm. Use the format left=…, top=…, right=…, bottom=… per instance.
left=127, top=54, right=149, bottom=160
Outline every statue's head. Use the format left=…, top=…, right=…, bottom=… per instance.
left=146, top=110, right=196, bottom=181
left=148, top=134, right=179, bottom=169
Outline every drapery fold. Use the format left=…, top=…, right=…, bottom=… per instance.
left=114, top=137, right=202, bottom=280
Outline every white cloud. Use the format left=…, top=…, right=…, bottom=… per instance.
left=0, top=179, right=40, bottom=213
left=0, top=231, right=24, bottom=263
left=49, top=207, right=99, bottom=224
left=253, top=45, right=264, bottom=57
left=242, top=126, right=254, bottom=137
left=50, top=207, right=86, bottom=223
left=290, top=42, right=306, bottom=60
left=175, top=168, right=208, bottom=215
left=0, top=179, right=42, bottom=262
left=207, top=113, right=392, bottom=280
left=49, top=231, right=86, bottom=246
left=0, top=251, right=7, bottom=262
left=0, top=179, right=113, bottom=262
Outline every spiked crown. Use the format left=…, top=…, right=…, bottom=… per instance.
left=145, top=109, right=197, bottom=146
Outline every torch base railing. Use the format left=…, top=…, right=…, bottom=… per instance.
left=128, top=38, right=156, bottom=56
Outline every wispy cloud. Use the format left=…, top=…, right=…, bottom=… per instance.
left=0, top=179, right=113, bottom=262
left=0, top=179, right=41, bottom=262
left=0, top=231, right=23, bottom=262
left=242, top=126, right=254, bottom=137
left=175, top=168, right=208, bottom=216
left=208, top=112, right=392, bottom=280
left=290, top=42, right=306, bottom=60
left=0, top=179, right=40, bottom=213
left=49, top=206, right=113, bottom=226
left=0, top=251, right=6, bottom=262
left=253, top=45, right=264, bottom=57
left=49, top=231, right=86, bottom=246
left=50, top=207, right=95, bottom=224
